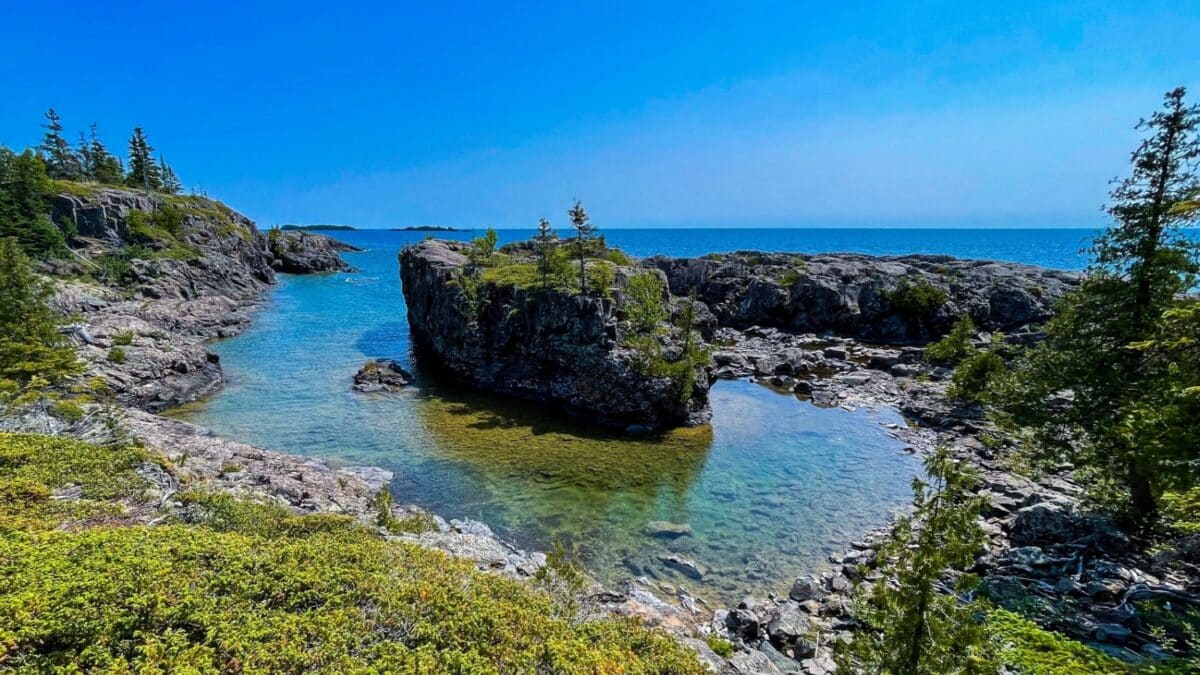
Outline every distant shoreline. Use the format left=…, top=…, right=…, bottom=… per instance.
left=277, top=225, right=464, bottom=232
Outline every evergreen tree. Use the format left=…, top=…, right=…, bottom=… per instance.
left=0, top=237, right=82, bottom=401
left=38, top=108, right=83, bottom=180
left=87, top=125, right=124, bottom=185
left=0, top=149, right=67, bottom=258
left=76, top=132, right=94, bottom=179
left=533, top=217, right=558, bottom=290
left=159, top=156, right=182, bottom=194
left=837, top=448, right=992, bottom=674
left=1000, top=88, right=1200, bottom=525
left=568, top=200, right=596, bottom=295
left=125, top=127, right=161, bottom=190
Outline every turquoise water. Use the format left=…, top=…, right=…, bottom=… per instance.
left=171, top=228, right=1095, bottom=603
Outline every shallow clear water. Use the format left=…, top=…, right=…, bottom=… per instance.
left=171, top=227, right=1096, bottom=603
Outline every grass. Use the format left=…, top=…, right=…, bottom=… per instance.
left=106, top=346, right=127, bottom=363
left=0, top=432, right=706, bottom=673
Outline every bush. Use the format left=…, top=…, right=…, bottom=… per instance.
left=986, top=609, right=1132, bottom=674
left=111, top=330, right=134, bottom=346
left=705, top=634, right=734, bottom=658
left=106, top=346, right=127, bottom=364
left=624, top=272, right=668, bottom=334
left=887, top=278, right=948, bottom=317
left=926, top=315, right=976, bottom=365
left=949, top=349, right=1007, bottom=403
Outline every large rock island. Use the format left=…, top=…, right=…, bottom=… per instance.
left=400, top=239, right=712, bottom=432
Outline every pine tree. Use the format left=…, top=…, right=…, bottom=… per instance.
left=837, top=448, right=992, bottom=674
left=76, top=132, right=94, bottom=180
left=125, top=127, right=161, bottom=190
left=38, top=108, right=83, bottom=180
left=0, top=236, right=83, bottom=401
left=88, top=125, right=124, bottom=185
left=0, top=149, right=67, bottom=258
left=533, top=217, right=558, bottom=290
left=568, top=200, right=596, bottom=295
left=1001, top=87, right=1200, bottom=525
left=159, top=156, right=182, bottom=194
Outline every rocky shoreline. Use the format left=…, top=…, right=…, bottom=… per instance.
left=16, top=190, right=1195, bottom=672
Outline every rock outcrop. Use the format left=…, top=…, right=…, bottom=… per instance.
left=268, top=230, right=362, bottom=273
left=644, top=252, right=1079, bottom=342
left=399, top=239, right=712, bottom=432
left=44, top=186, right=355, bottom=411
left=352, top=358, right=412, bottom=392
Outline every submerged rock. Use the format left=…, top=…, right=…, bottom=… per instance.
left=352, top=359, right=412, bottom=392
left=660, top=554, right=706, bottom=580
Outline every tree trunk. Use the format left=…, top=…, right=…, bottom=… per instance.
left=1128, top=461, right=1157, bottom=525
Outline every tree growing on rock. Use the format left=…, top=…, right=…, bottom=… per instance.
left=533, top=217, right=558, bottom=290
left=0, top=237, right=83, bottom=402
left=999, top=87, right=1200, bottom=526
left=159, top=156, right=182, bottom=195
left=568, top=200, right=596, bottom=295
left=0, top=149, right=67, bottom=259
left=125, top=127, right=161, bottom=190
left=85, top=124, right=124, bottom=185
left=836, top=447, right=991, bottom=674
left=38, top=109, right=83, bottom=181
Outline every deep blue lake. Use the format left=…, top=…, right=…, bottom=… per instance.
left=170, top=228, right=1099, bottom=604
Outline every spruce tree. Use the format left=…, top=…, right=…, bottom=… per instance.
left=837, top=448, right=992, bottom=674
left=1001, top=87, right=1200, bottom=525
left=126, top=127, right=161, bottom=190
left=38, top=108, right=83, bottom=180
left=76, top=132, right=94, bottom=180
left=568, top=200, right=596, bottom=295
left=159, top=156, right=182, bottom=194
left=0, top=236, right=83, bottom=401
left=533, top=217, right=558, bottom=290
left=0, top=149, right=67, bottom=258
left=88, top=125, right=124, bottom=185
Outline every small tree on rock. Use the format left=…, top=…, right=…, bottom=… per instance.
left=159, top=156, right=182, bottom=194
left=38, top=108, right=83, bottom=180
left=126, top=127, right=161, bottom=190
left=568, top=200, right=596, bottom=295
left=87, top=125, right=124, bottom=185
left=533, top=217, right=558, bottom=290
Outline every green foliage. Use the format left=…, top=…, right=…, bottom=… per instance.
left=588, top=259, right=615, bottom=298
left=569, top=200, right=597, bottom=295
left=887, top=278, right=949, bottom=318
left=776, top=262, right=808, bottom=287
left=603, top=247, right=634, bottom=266
left=370, top=486, right=437, bottom=535
left=626, top=290, right=710, bottom=403
left=949, top=348, right=1006, bottom=403
left=985, top=609, right=1132, bottom=674
left=838, top=447, right=992, bottom=674
left=0, top=148, right=68, bottom=259
left=926, top=315, right=976, bottom=365
left=38, top=109, right=84, bottom=181
left=705, top=634, right=735, bottom=658
left=0, top=432, right=147, bottom=531
left=624, top=272, right=669, bottom=334
left=93, top=244, right=152, bottom=285
left=998, top=88, right=1200, bottom=525
left=468, top=227, right=499, bottom=264
left=0, top=433, right=704, bottom=673
left=106, top=346, right=126, bottom=364
left=124, top=203, right=199, bottom=260
left=534, top=539, right=589, bottom=621
left=125, top=126, right=162, bottom=190
left=111, top=330, right=134, bottom=346
left=1162, top=487, right=1200, bottom=534
left=0, top=239, right=83, bottom=402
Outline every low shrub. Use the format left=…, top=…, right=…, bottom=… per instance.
left=887, top=278, right=948, bottom=317
left=111, top=330, right=134, bottom=346
left=948, top=349, right=1007, bottom=403
left=926, top=315, right=976, bottom=365
left=106, top=346, right=127, bottom=363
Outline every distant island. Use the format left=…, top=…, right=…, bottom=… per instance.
left=280, top=224, right=357, bottom=231
left=389, top=225, right=462, bottom=232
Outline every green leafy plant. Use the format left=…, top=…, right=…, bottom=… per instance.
left=926, top=316, right=976, bottom=365
left=106, top=346, right=127, bottom=364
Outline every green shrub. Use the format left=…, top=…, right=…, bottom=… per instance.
left=106, top=346, right=127, bottom=363
left=602, top=247, right=634, bottom=266
left=0, top=432, right=147, bottom=531
left=776, top=262, right=808, bottom=287
left=949, top=349, right=1007, bottom=403
left=986, top=609, right=1132, bottom=674
left=370, top=486, right=437, bottom=535
left=887, top=278, right=948, bottom=317
left=926, top=315, right=976, bottom=365
left=705, top=634, right=734, bottom=658
left=624, top=272, right=668, bottom=334
left=111, top=330, right=134, bottom=346
left=1162, top=487, right=1200, bottom=534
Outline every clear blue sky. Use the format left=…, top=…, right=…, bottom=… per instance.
left=2, top=1, right=1197, bottom=229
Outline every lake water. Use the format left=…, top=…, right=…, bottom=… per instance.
left=169, top=228, right=1098, bottom=604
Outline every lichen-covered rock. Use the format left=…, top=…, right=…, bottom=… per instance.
left=643, top=252, right=1079, bottom=342
left=268, top=230, right=361, bottom=273
left=399, top=239, right=711, bottom=431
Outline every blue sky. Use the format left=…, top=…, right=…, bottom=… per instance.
left=2, top=1, right=1197, bottom=229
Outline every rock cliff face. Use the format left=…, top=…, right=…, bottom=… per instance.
left=46, top=186, right=354, bottom=411
left=399, top=240, right=711, bottom=432
left=644, top=252, right=1079, bottom=342
left=268, top=230, right=362, bottom=273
